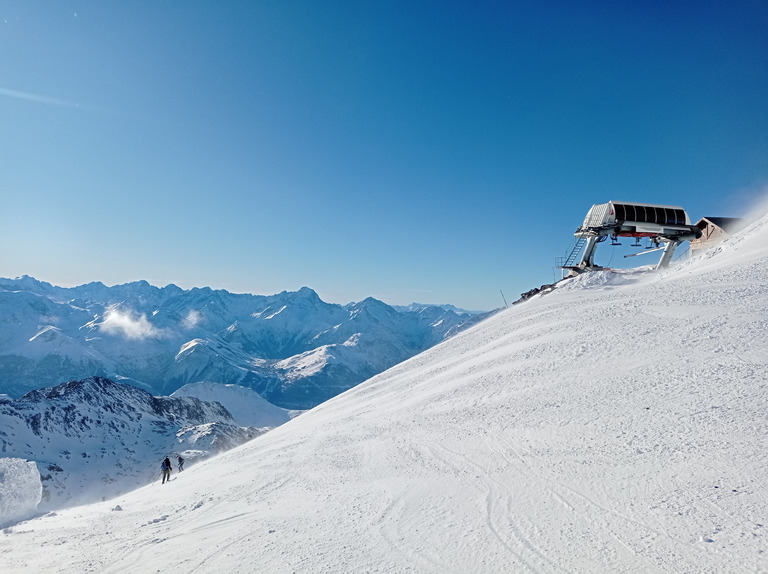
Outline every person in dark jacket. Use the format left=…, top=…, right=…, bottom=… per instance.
left=176, top=455, right=185, bottom=471
left=161, top=457, right=172, bottom=484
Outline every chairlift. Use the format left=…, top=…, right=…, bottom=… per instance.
left=644, top=239, right=655, bottom=250
left=631, top=237, right=642, bottom=248
left=573, top=201, right=700, bottom=270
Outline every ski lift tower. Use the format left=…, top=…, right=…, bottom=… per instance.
left=561, top=201, right=702, bottom=276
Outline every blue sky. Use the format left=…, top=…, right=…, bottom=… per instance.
left=1, top=1, right=766, bottom=311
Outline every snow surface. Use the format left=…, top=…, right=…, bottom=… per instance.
left=171, top=382, right=294, bottom=427
left=2, top=211, right=768, bottom=573
left=0, top=459, right=42, bottom=529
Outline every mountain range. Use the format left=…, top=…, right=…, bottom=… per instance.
left=0, top=278, right=494, bottom=409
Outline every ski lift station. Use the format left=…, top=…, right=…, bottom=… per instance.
left=559, top=201, right=702, bottom=277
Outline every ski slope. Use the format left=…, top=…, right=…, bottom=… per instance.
left=2, top=211, right=767, bottom=573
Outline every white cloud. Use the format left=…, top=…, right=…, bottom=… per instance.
left=0, top=86, right=81, bottom=108
left=182, top=310, right=202, bottom=329
left=99, top=307, right=165, bottom=340
left=745, top=187, right=768, bottom=223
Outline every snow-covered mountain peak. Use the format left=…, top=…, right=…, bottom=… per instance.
left=0, top=275, right=55, bottom=294
left=295, top=285, right=321, bottom=300
left=395, top=301, right=479, bottom=315
left=346, top=296, right=400, bottom=323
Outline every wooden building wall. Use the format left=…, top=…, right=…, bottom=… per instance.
left=689, top=220, right=732, bottom=256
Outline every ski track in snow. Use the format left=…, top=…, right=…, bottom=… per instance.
left=2, top=214, right=768, bottom=572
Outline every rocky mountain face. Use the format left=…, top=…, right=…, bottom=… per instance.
left=0, top=376, right=265, bottom=512
left=0, top=277, right=494, bottom=409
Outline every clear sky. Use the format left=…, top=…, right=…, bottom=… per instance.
left=1, top=1, right=766, bottom=311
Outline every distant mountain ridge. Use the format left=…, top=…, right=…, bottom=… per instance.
left=0, top=277, right=495, bottom=409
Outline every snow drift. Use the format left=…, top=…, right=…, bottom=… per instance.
left=0, top=458, right=42, bottom=529
left=1, top=211, right=767, bottom=573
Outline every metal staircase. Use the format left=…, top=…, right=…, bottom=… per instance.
left=554, top=237, right=587, bottom=280
left=562, top=237, right=587, bottom=267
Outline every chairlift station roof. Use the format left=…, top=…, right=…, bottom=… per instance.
left=577, top=201, right=695, bottom=239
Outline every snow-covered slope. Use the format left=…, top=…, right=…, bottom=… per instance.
left=171, top=381, right=294, bottom=427
left=0, top=281, right=493, bottom=409
left=2, top=212, right=767, bottom=573
left=0, top=377, right=266, bottom=513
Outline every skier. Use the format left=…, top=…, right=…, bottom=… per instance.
left=176, top=454, right=185, bottom=471
left=161, top=457, right=172, bottom=484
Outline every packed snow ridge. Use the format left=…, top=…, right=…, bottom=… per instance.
left=0, top=281, right=493, bottom=410
left=2, top=208, right=767, bottom=573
